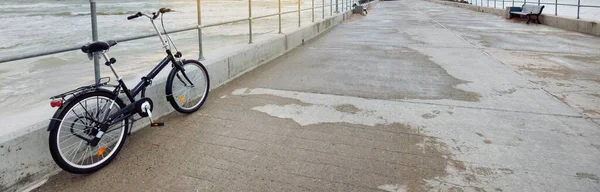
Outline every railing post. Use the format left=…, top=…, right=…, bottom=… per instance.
left=312, top=0, right=315, bottom=22
left=89, top=0, right=100, bottom=85
left=512, top=0, right=514, bottom=6
left=322, top=0, right=325, bottom=19
left=248, top=0, right=252, bottom=43
left=577, top=0, right=580, bottom=19
left=298, top=0, right=301, bottom=26
left=502, top=0, right=504, bottom=9
left=554, top=0, right=557, bottom=15
left=197, top=0, right=204, bottom=60
left=335, top=0, right=339, bottom=13
left=278, top=0, right=282, bottom=33
left=330, top=0, right=333, bottom=15
left=487, top=0, right=489, bottom=7
left=494, top=0, right=496, bottom=8
left=537, top=0, right=539, bottom=6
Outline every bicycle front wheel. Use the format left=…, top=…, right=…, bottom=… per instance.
left=166, top=59, right=210, bottom=114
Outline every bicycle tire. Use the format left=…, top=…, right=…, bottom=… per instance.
left=166, top=59, right=210, bottom=114
left=48, top=90, right=128, bottom=174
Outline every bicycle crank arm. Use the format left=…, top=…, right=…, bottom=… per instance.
left=142, top=102, right=164, bottom=127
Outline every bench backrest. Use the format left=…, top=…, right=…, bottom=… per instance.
left=522, top=4, right=544, bottom=14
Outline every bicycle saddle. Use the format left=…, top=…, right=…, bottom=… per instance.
left=81, top=40, right=118, bottom=53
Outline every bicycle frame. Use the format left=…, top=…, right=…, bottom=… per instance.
left=90, top=13, right=193, bottom=144
left=103, top=50, right=180, bottom=102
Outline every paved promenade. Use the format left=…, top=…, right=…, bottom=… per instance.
left=34, top=0, right=600, bottom=191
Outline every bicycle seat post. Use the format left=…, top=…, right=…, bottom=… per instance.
left=100, top=52, right=121, bottom=81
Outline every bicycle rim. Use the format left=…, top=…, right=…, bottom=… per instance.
left=170, top=62, right=209, bottom=111
left=55, top=95, right=126, bottom=169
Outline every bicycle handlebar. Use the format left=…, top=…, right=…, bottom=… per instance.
left=127, top=12, right=143, bottom=20
left=127, top=8, right=170, bottom=20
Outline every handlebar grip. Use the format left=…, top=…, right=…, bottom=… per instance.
left=159, top=8, right=171, bottom=13
left=127, top=12, right=142, bottom=20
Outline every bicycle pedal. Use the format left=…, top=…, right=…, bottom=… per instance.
left=151, top=122, right=165, bottom=127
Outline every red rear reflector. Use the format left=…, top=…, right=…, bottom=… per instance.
left=50, top=100, right=62, bottom=108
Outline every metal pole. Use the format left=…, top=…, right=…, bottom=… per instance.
left=298, top=0, right=301, bottom=26
left=335, top=0, right=339, bottom=13
left=278, top=0, right=282, bottom=33
left=537, top=0, right=539, bottom=6
left=487, top=0, right=489, bottom=7
left=90, top=0, right=100, bottom=84
left=494, top=0, right=496, bottom=8
left=512, top=0, right=514, bottom=6
left=197, top=0, right=204, bottom=60
left=312, top=0, right=315, bottom=22
left=555, top=0, right=557, bottom=15
left=322, top=0, right=325, bottom=19
left=248, top=0, right=252, bottom=43
left=502, top=0, right=504, bottom=9
left=330, top=0, right=333, bottom=15
left=577, top=0, right=580, bottom=19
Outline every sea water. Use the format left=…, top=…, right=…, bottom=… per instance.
left=0, top=0, right=328, bottom=115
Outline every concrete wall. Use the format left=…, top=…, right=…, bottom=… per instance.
left=0, top=7, right=361, bottom=192
left=424, top=0, right=600, bottom=36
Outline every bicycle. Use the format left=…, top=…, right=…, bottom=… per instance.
left=46, top=8, right=210, bottom=174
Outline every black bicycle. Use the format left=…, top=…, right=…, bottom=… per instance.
left=46, top=8, right=210, bottom=174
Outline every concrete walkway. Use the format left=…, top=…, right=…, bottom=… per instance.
left=34, top=0, right=600, bottom=191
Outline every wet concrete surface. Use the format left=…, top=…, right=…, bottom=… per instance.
left=34, top=0, right=600, bottom=191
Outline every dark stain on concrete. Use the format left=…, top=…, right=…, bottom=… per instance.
left=518, top=65, right=576, bottom=79
left=498, top=168, right=514, bottom=175
left=583, top=109, right=600, bottom=116
left=497, top=87, right=516, bottom=95
left=422, top=113, right=437, bottom=119
left=476, top=132, right=484, bottom=137
left=422, top=110, right=441, bottom=119
left=472, top=167, right=494, bottom=176
left=224, top=89, right=462, bottom=192
left=576, top=172, right=599, bottom=183
left=590, top=143, right=600, bottom=150
left=233, top=38, right=481, bottom=102
left=483, top=139, right=492, bottom=144
left=334, top=104, right=361, bottom=114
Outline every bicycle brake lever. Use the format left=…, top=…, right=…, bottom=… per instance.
left=87, top=52, right=93, bottom=60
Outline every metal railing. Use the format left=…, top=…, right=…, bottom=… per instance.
left=0, top=0, right=363, bottom=83
left=468, top=0, right=600, bottom=19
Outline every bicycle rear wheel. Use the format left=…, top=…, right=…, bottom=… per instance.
left=166, top=59, right=210, bottom=114
left=48, top=90, right=128, bottom=174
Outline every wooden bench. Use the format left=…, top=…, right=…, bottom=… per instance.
left=509, top=4, right=545, bottom=24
